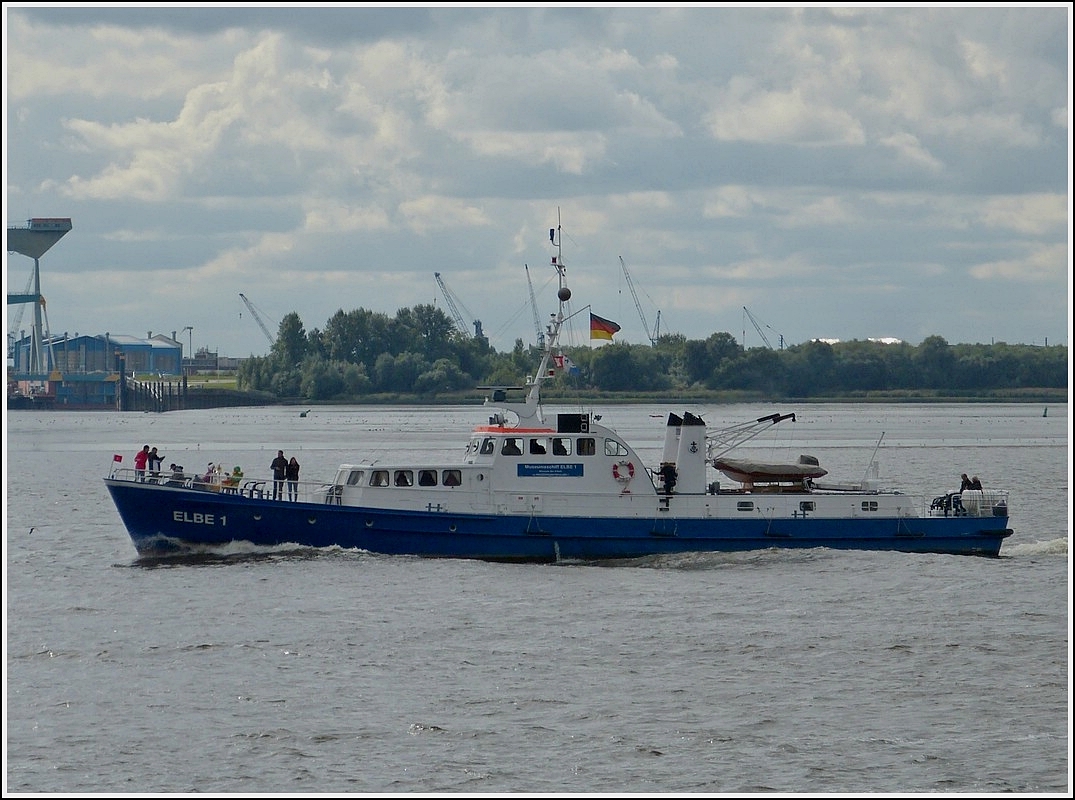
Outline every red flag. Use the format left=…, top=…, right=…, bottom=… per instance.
left=113, top=454, right=123, bottom=462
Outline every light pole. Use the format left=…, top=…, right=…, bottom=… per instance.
left=182, top=326, right=193, bottom=375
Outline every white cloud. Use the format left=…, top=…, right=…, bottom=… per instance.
left=705, top=81, right=866, bottom=145
left=969, top=243, right=1068, bottom=283
left=4, top=6, right=1067, bottom=354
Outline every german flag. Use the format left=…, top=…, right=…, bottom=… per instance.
left=590, top=313, right=620, bottom=341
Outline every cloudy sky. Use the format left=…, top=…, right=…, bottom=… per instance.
left=4, top=5, right=1071, bottom=360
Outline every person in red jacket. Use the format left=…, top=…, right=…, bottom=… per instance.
left=133, top=445, right=150, bottom=481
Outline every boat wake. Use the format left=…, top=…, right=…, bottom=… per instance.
left=124, top=540, right=377, bottom=569
left=576, top=547, right=838, bottom=570
left=1000, top=537, right=1067, bottom=557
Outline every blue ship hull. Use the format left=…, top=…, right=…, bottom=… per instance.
left=105, top=479, right=1013, bottom=561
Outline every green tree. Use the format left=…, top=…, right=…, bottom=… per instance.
left=914, top=335, right=955, bottom=389
left=300, top=357, right=345, bottom=400
left=711, top=348, right=787, bottom=394
left=414, top=358, right=470, bottom=394
left=784, top=339, right=836, bottom=395
left=373, top=352, right=430, bottom=392
left=684, top=332, right=742, bottom=385
left=272, top=312, right=307, bottom=366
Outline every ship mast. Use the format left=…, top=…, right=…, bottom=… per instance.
left=484, top=210, right=570, bottom=428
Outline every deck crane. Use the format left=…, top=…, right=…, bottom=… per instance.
left=238, top=293, right=277, bottom=346
left=619, top=256, right=661, bottom=345
left=742, top=306, right=785, bottom=350
left=524, top=264, right=545, bottom=349
left=434, top=272, right=483, bottom=338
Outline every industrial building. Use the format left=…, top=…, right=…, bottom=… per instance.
left=7, top=218, right=185, bottom=409
left=9, top=217, right=252, bottom=410
left=11, top=332, right=183, bottom=376
left=8, top=331, right=183, bottom=408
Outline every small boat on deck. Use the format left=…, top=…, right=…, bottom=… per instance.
left=103, top=233, right=1013, bottom=561
left=712, top=454, right=828, bottom=487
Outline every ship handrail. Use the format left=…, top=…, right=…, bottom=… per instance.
left=107, top=467, right=331, bottom=503
left=927, top=489, right=1009, bottom=519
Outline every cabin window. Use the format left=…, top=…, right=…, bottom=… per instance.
left=604, top=439, right=629, bottom=457
left=861, top=501, right=878, bottom=512
left=370, top=470, right=389, bottom=487
left=480, top=438, right=496, bottom=455
left=346, top=470, right=364, bottom=486
left=577, top=437, right=596, bottom=456
left=529, top=438, right=547, bottom=455
left=552, top=437, right=571, bottom=456
left=799, top=501, right=815, bottom=512
left=442, top=470, right=461, bottom=487
left=501, top=438, right=523, bottom=456
left=736, top=501, right=755, bottom=511
left=394, top=470, right=414, bottom=487
left=418, top=469, right=437, bottom=486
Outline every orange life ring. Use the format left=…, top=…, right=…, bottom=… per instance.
left=612, top=460, right=635, bottom=483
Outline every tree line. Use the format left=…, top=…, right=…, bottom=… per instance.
left=235, top=305, right=1068, bottom=402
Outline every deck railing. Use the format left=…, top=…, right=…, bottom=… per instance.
left=927, top=489, right=1009, bottom=519
left=108, top=467, right=331, bottom=503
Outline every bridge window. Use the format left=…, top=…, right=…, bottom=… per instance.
left=552, top=437, right=571, bottom=456
left=604, top=439, right=629, bottom=457
left=577, top=438, right=596, bottom=456
left=501, top=438, right=523, bottom=456
left=529, top=438, right=547, bottom=455
left=480, top=438, right=495, bottom=455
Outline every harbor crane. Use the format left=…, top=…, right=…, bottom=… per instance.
left=434, top=272, right=483, bottom=338
left=7, top=217, right=71, bottom=374
left=6, top=269, right=34, bottom=359
left=524, top=264, right=545, bottom=349
left=619, top=256, right=661, bottom=345
left=239, top=293, right=277, bottom=346
left=742, top=306, right=785, bottom=350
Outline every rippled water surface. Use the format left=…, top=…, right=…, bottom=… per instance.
left=4, top=402, right=1070, bottom=793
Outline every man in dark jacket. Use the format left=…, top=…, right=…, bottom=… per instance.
left=271, top=450, right=288, bottom=500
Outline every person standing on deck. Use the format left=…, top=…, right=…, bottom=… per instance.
left=271, top=450, right=288, bottom=500
left=286, top=456, right=300, bottom=501
left=148, top=446, right=164, bottom=475
left=134, top=445, right=150, bottom=481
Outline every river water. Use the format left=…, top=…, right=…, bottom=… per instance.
left=4, top=402, right=1070, bottom=794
